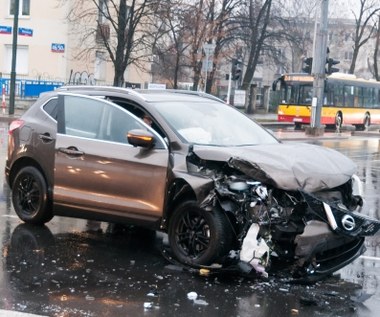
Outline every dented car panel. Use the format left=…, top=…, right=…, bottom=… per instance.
left=191, top=143, right=357, bottom=192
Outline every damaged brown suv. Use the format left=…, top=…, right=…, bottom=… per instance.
left=5, top=87, right=380, bottom=282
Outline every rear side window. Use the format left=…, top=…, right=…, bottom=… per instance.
left=43, top=98, right=59, bottom=120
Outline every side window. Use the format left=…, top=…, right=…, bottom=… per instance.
left=43, top=98, right=59, bottom=120
left=63, top=95, right=104, bottom=139
left=60, top=95, right=147, bottom=144
left=101, top=105, right=144, bottom=143
left=344, top=85, right=354, bottom=108
left=59, top=94, right=166, bottom=148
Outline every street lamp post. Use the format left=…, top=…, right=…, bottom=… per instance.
left=9, top=0, right=20, bottom=115
left=202, top=43, right=215, bottom=93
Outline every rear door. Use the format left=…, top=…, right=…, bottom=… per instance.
left=53, top=93, right=169, bottom=222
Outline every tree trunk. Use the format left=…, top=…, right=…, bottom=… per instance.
left=349, top=46, right=360, bottom=74
left=246, top=84, right=257, bottom=114
left=374, top=15, right=380, bottom=81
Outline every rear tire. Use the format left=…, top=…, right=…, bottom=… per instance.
left=168, top=201, right=232, bottom=266
left=294, top=123, right=302, bottom=130
left=12, top=167, right=53, bottom=225
left=355, top=113, right=371, bottom=131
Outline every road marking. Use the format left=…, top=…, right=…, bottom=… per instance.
left=0, top=310, right=47, bottom=317
left=360, top=255, right=380, bottom=261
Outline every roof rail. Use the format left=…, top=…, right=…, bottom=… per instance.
left=139, top=89, right=225, bottom=103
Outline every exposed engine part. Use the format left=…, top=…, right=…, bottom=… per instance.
left=240, top=223, right=269, bottom=277
left=191, top=154, right=375, bottom=281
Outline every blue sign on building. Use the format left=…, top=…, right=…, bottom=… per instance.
left=0, top=26, right=12, bottom=34
left=51, top=43, right=65, bottom=53
left=19, top=27, right=33, bottom=37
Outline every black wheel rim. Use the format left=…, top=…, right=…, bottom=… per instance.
left=175, top=210, right=211, bottom=259
left=15, top=174, right=42, bottom=216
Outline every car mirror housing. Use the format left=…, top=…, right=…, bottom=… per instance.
left=127, top=129, right=155, bottom=148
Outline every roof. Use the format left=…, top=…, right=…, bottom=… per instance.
left=56, top=86, right=225, bottom=103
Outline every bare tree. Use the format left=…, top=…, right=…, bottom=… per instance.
left=169, top=0, right=240, bottom=93
left=149, top=0, right=192, bottom=88
left=149, top=0, right=242, bottom=93
left=187, top=0, right=212, bottom=91
left=64, top=0, right=159, bottom=87
left=202, top=0, right=240, bottom=94
left=275, top=0, right=317, bottom=73
left=233, top=0, right=273, bottom=90
left=348, top=0, right=380, bottom=74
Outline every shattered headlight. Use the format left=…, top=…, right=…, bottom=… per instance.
left=351, top=174, right=363, bottom=197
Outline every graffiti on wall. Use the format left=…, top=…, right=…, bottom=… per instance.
left=68, top=70, right=96, bottom=85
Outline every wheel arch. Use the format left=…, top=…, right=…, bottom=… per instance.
left=336, top=110, right=343, bottom=123
left=8, top=157, right=52, bottom=197
left=364, top=111, right=371, bottom=124
left=162, top=178, right=197, bottom=230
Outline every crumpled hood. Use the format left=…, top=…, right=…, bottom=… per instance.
left=191, top=143, right=357, bottom=192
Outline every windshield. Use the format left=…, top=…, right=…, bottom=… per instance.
left=153, top=100, right=278, bottom=146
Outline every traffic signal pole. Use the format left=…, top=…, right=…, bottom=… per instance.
left=307, top=0, right=329, bottom=136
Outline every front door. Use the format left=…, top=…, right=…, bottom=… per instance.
left=53, top=94, right=169, bottom=223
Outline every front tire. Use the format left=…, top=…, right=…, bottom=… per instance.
left=363, top=113, right=371, bottom=130
left=12, top=167, right=53, bottom=225
left=168, top=201, right=232, bottom=266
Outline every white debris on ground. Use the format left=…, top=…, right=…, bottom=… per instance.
left=187, top=291, right=209, bottom=306
left=187, top=291, right=198, bottom=300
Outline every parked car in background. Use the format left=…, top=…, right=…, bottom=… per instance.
left=5, top=87, right=380, bottom=282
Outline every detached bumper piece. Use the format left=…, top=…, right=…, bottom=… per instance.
left=293, top=220, right=365, bottom=283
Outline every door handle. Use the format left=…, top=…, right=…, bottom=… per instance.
left=39, top=133, right=54, bottom=143
left=58, top=146, right=85, bottom=157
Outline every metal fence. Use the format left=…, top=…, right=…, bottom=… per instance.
left=0, top=78, right=64, bottom=98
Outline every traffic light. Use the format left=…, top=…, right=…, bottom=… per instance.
left=302, top=57, right=313, bottom=74
left=326, top=58, right=340, bottom=74
left=231, top=59, right=243, bottom=81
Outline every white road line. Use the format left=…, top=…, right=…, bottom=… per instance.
left=0, top=311, right=47, bottom=317
left=360, top=255, right=380, bottom=261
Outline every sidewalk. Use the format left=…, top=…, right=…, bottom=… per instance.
left=0, top=108, right=24, bottom=123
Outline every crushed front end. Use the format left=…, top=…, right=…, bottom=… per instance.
left=187, top=148, right=380, bottom=283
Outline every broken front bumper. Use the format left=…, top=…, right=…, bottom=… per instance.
left=289, top=191, right=380, bottom=282
left=302, top=191, right=380, bottom=237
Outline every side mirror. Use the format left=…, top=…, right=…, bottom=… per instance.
left=127, top=129, right=155, bottom=148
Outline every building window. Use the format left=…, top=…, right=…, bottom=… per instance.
left=344, top=51, right=353, bottom=60
left=98, top=0, right=107, bottom=24
left=5, top=45, right=29, bottom=74
left=94, top=51, right=106, bottom=81
left=10, top=0, right=30, bottom=17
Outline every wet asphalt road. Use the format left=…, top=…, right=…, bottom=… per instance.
left=0, top=122, right=379, bottom=317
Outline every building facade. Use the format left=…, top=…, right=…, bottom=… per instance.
left=0, top=0, right=150, bottom=90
